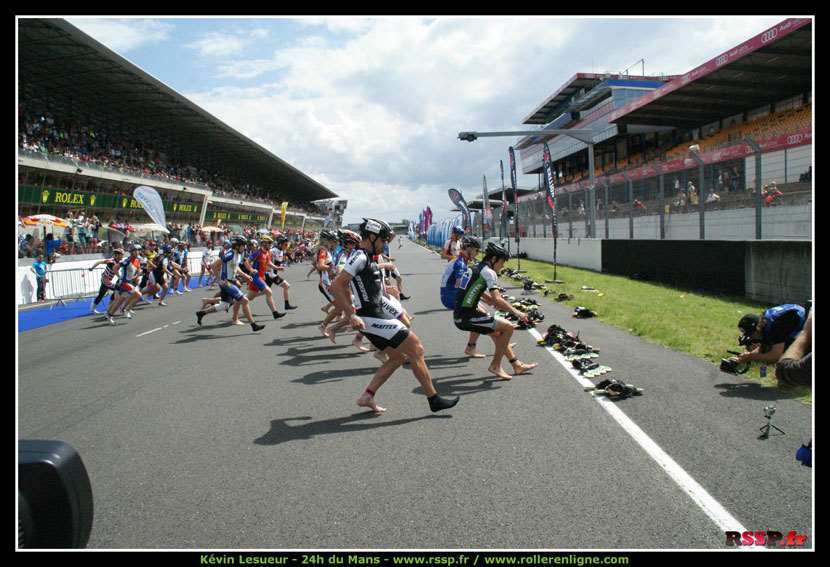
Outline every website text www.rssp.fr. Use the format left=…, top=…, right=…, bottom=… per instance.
left=391, top=555, right=629, bottom=567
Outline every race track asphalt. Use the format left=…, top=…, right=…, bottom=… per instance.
left=17, top=239, right=813, bottom=550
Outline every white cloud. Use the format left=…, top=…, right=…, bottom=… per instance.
left=67, top=18, right=173, bottom=53
left=183, top=16, right=792, bottom=224
left=186, top=33, right=247, bottom=57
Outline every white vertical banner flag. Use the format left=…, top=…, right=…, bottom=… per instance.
left=133, top=186, right=167, bottom=229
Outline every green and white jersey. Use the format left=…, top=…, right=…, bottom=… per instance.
left=453, top=262, right=497, bottom=316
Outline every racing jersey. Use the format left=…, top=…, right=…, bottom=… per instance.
left=443, top=238, right=461, bottom=260
left=440, top=254, right=468, bottom=309
left=271, top=247, right=285, bottom=266
left=179, top=249, right=189, bottom=270
left=219, top=250, right=242, bottom=282
left=202, top=249, right=214, bottom=267
left=343, top=249, right=386, bottom=319
left=454, top=262, right=497, bottom=317
left=120, top=256, right=141, bottom=284
left=318, top=247, right=333, bottom=287
left=101, top=259, right=119, bottom=287
left=248, top=249, right=270, bottom=279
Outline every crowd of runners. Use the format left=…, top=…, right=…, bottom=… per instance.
left=84, top=219, right=538, bottom=415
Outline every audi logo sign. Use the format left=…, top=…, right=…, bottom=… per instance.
left=787, top=134, right=805, bottom=145
left=716, top=55, right=729, bottom=67
left=761, top=28, right=779, bottom=44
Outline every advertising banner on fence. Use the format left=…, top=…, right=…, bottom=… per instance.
left=133, top=186, right=167, bottom=229
left=448, top=188, right=470, bottom=231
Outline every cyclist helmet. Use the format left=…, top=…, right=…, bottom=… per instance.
left=319, top=229, right=339, bottom=242
left=131, top=244, right=143, bottom=252
left=483, top=241, right=510, bottom=262
left=461, top=236, right=482, bottom=249
left=359, top=218, right=393, bottom=240
left=249, top=239, right=258, bottom=247
left=340, top=229, right=361, bottom=246
left=230, top=236, right=248, bottom=247
left=451, top=225, right=465, bottom=236
left=162, top=244, right=173, bottom=253
left=260, top=235, right=273, bottom=244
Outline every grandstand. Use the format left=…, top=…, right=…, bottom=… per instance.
left=17, top=18, right=336, bottom=240
left=512, top=18, right=812, bottom=241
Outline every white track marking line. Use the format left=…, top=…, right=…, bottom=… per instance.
left=136, top=327, right=163, bottom=338
left=527, top=326, right=750, bottom=536
left=171, top=321, right=181, bottom=325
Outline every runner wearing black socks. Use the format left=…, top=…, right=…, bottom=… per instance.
left=330, top=218, right=459, bottom=414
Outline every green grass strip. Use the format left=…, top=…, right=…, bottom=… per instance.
left=421, top=242, right=810, bottom=404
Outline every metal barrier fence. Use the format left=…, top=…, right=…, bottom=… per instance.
left=44, top=267, right=106, bottom=304
left=36, top=255, right=206, bottom=305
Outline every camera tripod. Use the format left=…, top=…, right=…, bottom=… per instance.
left=759, top=415, right=785, bottom=439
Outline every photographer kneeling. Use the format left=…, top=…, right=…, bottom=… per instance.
left=775, top=309, right=812, bottom=387
left=732, top=304, right=807, bottom=369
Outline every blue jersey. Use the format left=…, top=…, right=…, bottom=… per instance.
left=219, top=250, right=241, bottom=281
left=439, top=255, right=467, bottom=309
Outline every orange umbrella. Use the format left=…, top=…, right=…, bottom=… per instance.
left=22, top=214, right=69, bottom=228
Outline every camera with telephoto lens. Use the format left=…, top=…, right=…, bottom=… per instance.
left=720, top=356, right=749, bottom=375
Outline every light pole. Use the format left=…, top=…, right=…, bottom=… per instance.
left=687, top=146, right=706, bottom=240
left=459, top=129, right=599, bottom=239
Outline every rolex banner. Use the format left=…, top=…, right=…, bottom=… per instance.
left=133, top=186, right=167, bottom=229
left=448, top=188, right=470, bottom=231
left=542, top=142, right=558, bottom=237
left=280, top=202, right=289, bottom=230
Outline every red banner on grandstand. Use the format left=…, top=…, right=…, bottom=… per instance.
left=606, top=18, right=812, bottom=124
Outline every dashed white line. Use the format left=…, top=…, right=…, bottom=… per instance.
left=136, top=327, right=163, bottom=338
left=171, top=321, right=181, bottom=325
left=526, top=326, right=750, bottom=536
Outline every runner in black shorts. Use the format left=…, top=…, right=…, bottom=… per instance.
left=330, top=218, right=459, bottom=415
left=454, top=241, right=537, bottom=380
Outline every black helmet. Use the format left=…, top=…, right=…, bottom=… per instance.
left=484, top=241, right=510, bottom=261
left=461, top=236, right=481, bottom=249
left=319, top=229, right=338, bottom=242
left=359, top=218, right=393, bottom=240
left=231, top=236, right=247, bottom=247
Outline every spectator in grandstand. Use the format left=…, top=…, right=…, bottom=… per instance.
left=730, top=167, right=741, bottom=193
left=31, top=253, right=48, bottom=302
left=63, top=213, right=76, bottom=254
left=705, top=191, right=721, bottom=207
left=674, top=191, right=686, bottom=212
left=799, top=166, right=812, bottom=183
left=577, top=200, right=585, bottom=217
left=688, top=182, right=699, bottom=206
left=733, top=304, right=807, bottom=368
left=633, top=199, right=646, bottom=213
left=763, top=182, right=783, bottom=207
left=775, top=309, right=812, bottom=387
left=45, top=233, right=61, bottom=264
left=19, top=234, right=34, bottom=258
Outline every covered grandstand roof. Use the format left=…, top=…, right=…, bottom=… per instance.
left=608, top=18, right=812, bottom=128
left=522, top=73, right=674, bottom=125
left=18, top=18, right=337, bottom=201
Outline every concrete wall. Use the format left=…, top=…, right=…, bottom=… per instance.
left=744, top=240, right=812, bottom=305
left=503, top=237, right=603, bottom=272
left=521, top=203, right=810, bottom=241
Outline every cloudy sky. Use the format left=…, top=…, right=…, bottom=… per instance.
left=67, top=16, right=783, bottom=225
